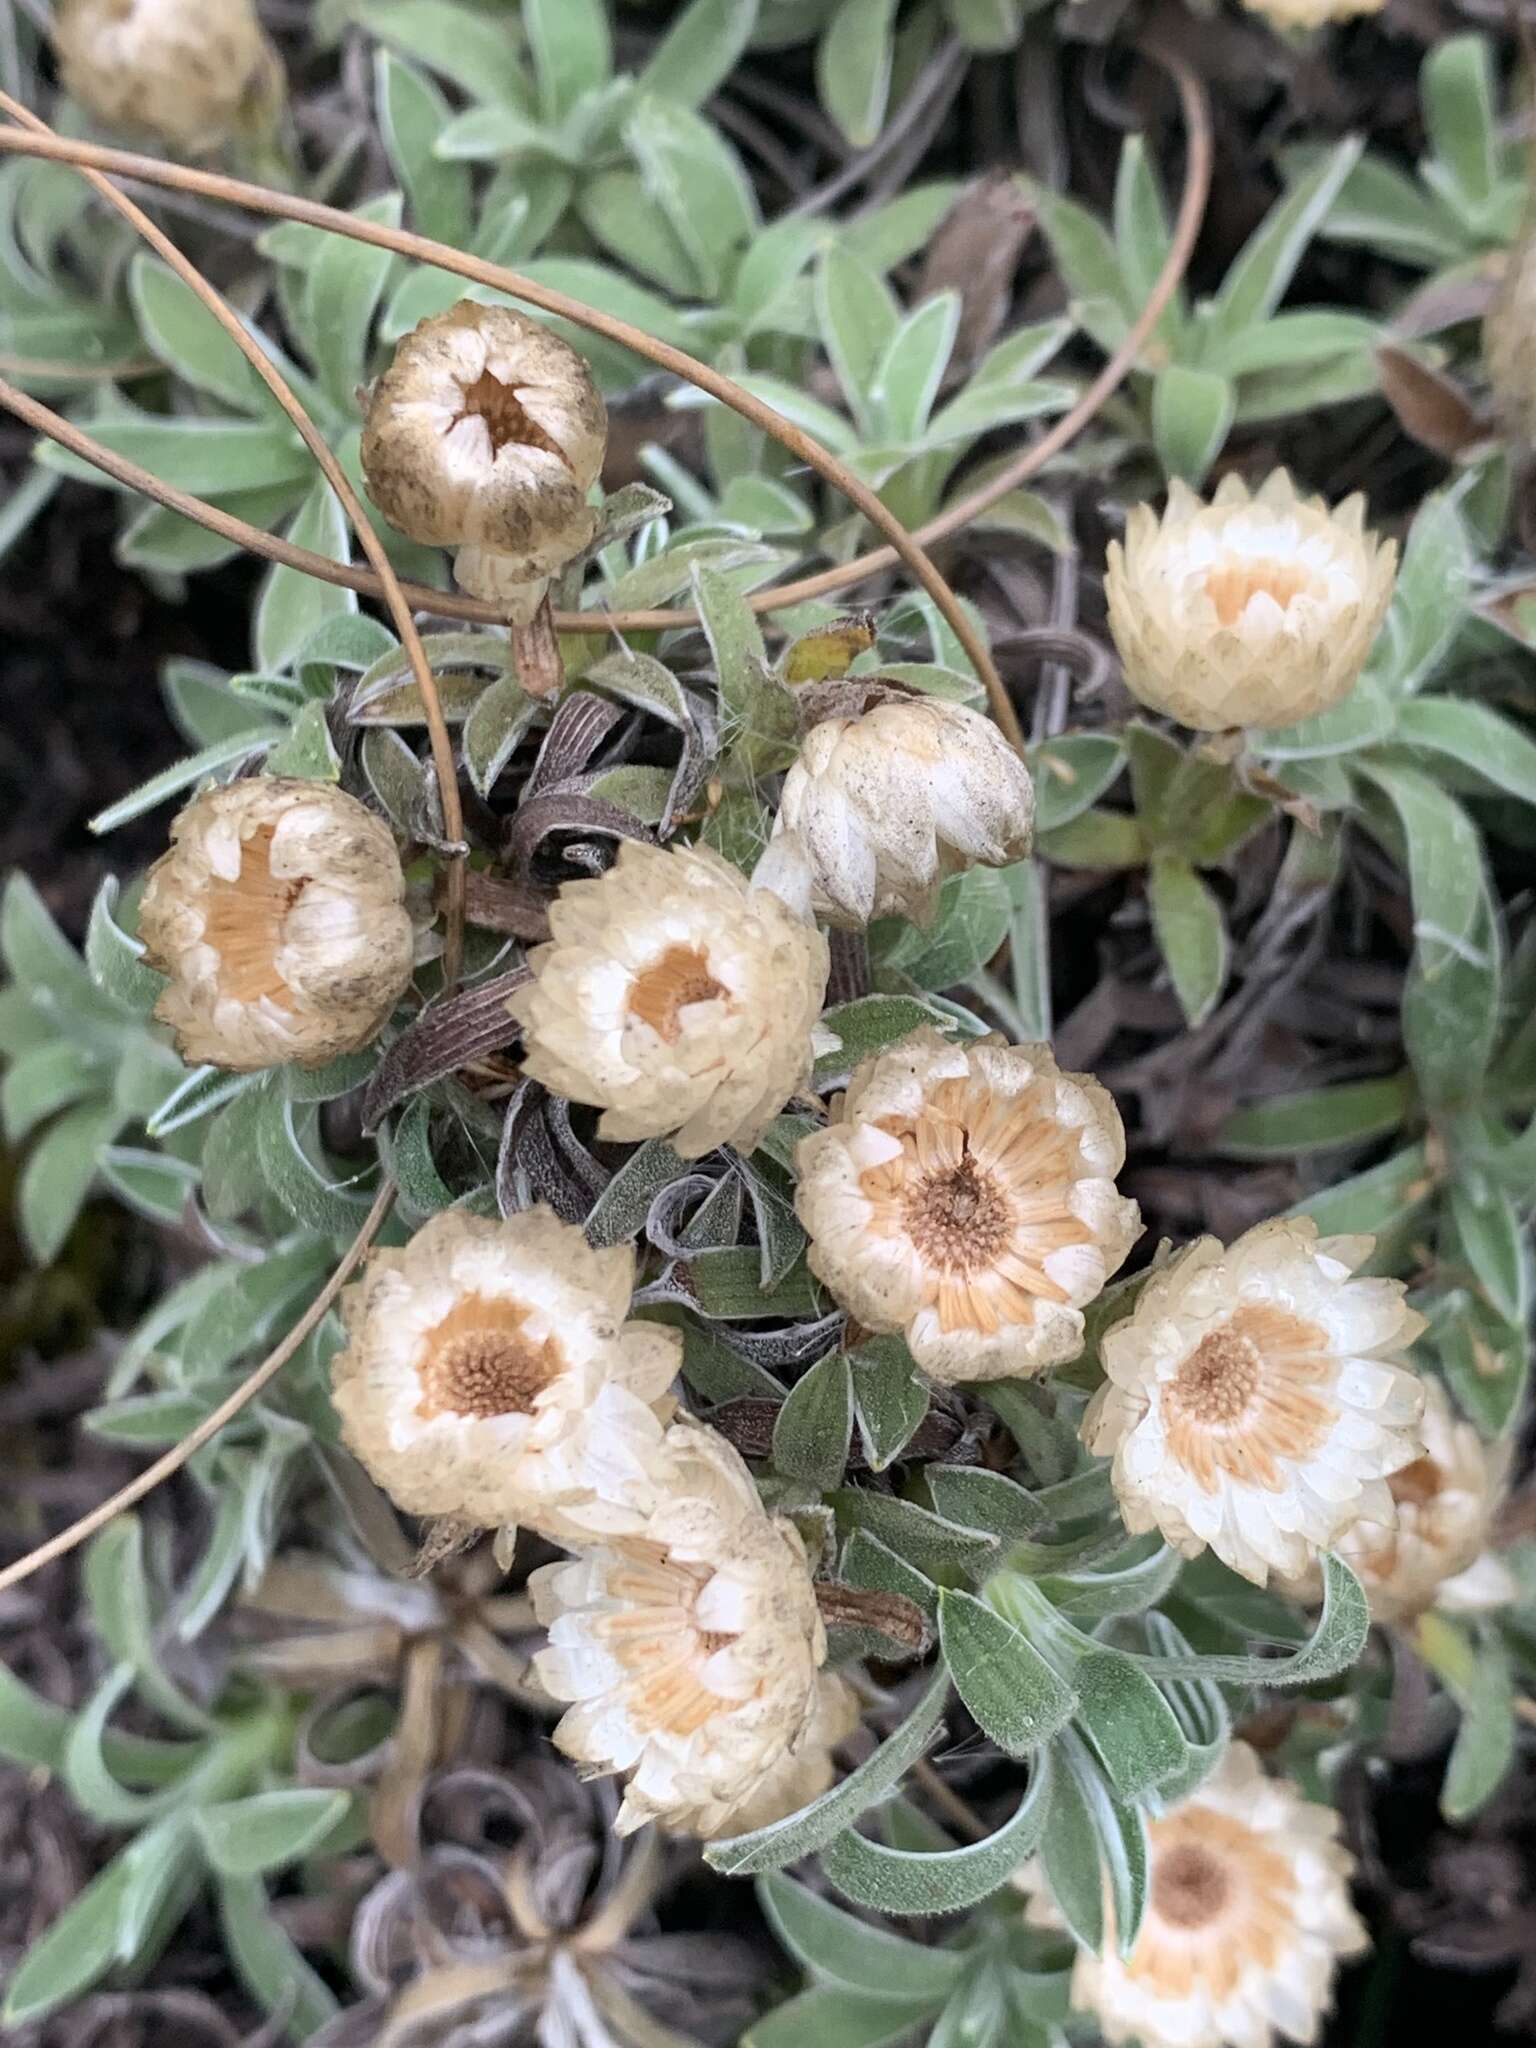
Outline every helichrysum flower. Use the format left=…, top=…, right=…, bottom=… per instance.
left=1484, top=216, right=1536, bottom=445
left=138, top=778, right=414, bottom=1072
left=1291, top=1375, right=1514, bottom=1625
left=531, top=1422, right=829, bottom=1838
left=1083, top=1219, right=1426, bottom=1587
left=330, top=1207, right=680, bottom=1541
left=1238, top=0, right=1385, bottom=28
left=507, top=840, right=830, bottom=1160
left=714, top=1672, right=862, bottom=1837
left=755, top=696, right=1035, bottom=928
left=55, top=0, right=282, bottom=156
left=361, top=302, right=607, bottom=622
left=795, top=1029, right=1139, bottom=1383
left=1105, top=471, right=1396, bottom=731
left=1026, top=1741, right=1367, bottom=2048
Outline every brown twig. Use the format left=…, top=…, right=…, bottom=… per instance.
left=0, top=116, right=1020, bottom=749
left=0, top=1178, right=397, bottom=1599
left=0, top=89, right=471, bottom=988
left=0, top=48, right=1209, bottom=659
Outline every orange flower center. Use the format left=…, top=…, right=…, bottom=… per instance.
left=1131, top=1808, right=1296, bottom=1998
left=201, top=823, right=302, bottom=1009
left=627, top=944, right=727, bottom=1042
left=903, top=1156, right=1013, bottom=1272
left=597, top=1550, right=741, bottom=1737
left=1164, top=1304, right=1335, bottom=1494
left=452, top=369, right=570, bottom=464
left=415, top=1294, right=565, bottom=1419
left=1151, top=1842, right=1231, bottom=1930
left=1204, top=559, right=1313, bottom=626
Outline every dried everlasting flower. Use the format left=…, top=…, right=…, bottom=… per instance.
left=1291, top=1375, right=1514, bottom=1625
left=754, top=697, right=1035, bottom=928
left=508, top=840, right=829, bottom=1160
left=361, top=302, right=607, bottom=622
left=1083, top=1219, right=1426, bottom=1587
left=138, top=777, right=414, bottom=1072
left=795, top=1029, right=1139, bottom=1383
left=532, top=1422, right=829, bottom=1838
left=330, top=1207, right=680, bottom=1541
left=713, top=1672, right=861, bottom=1836
left=1105, top=472, right=1396, bottom=731
left=1485, top=215, right=1536, bottom=445
left=1026, top=1742, right=1368, bottom=2048
left=55, top=0, right=282, bottom=155
left=1238, top=0, right=1385, bottom=28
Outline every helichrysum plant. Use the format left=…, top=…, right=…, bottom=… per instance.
left=1, top=6, right=1535, bottom=2042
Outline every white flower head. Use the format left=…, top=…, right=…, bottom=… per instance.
left=759, top=697, right=1035, bottom=928
left=1105, top=471, right=1397, bottom=732
left=361, top=302, right=607, bottom=623
left=508, top=840, right=830, bottom=1160
left=716, top=1671, right=862, bottom=1838
left=330, top=1207, right=680, bottom=1542
left=1292, top=1375, right=1514, bottom=1625
left=532, top=1421, right=828, bottom=1838
left=1240, top=0, right=1385, bottom=28
left=138, top=777, right=414, bottom=1073
left=56, top=0, right=282, bottom=155
left=795, top=1029, right=1140, bottom=1383
left=1027, top=1742, right=1368, bottom=2048
left=1084, top=1219, right=1426, bottom=1587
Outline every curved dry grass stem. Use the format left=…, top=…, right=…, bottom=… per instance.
left=0, top=116, right=1020, bottom=745
left=0, top=46, right=1209, bottom=663
left=0, top=1178, right=397, bottom=1599
left=0, top=90, right=470, bottom=989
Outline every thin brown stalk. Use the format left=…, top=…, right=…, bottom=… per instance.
left=0, top=48, right=1208, bottom=663
left=0, top=90, right=470, bottom=988
left=0, top=113, right=1018, bottom=745
left=0, top=1178, right=397, bottom=1598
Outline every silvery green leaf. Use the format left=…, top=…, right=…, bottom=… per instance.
left=1114, top=136, right=1183, bottom=348
left=3, top=1852, right=136, bottom=2027
left=938, top=1589, right=1077, bottom=1757
left=97, top=1147, right=200, bottom=1228
left=820, top=1748, right=1053, bottom=1918
left=1447, top=1183, right=1529, bottom=1325
left=18, top=1098, right=125, bottom=1263
left=872, top=290, right=960, bottom=443
left=1148, top=855, right=1228, bottom=1027
left=1216, top=1075, right=1414, bottom=1159
left=1205, top=138, right=1362, bottom=342
left=1141, top=1552, right=1370, bottom=1687
left=639, top=0, right=761, bottom=107
left=1, top=1041, right=101, bottom=1143
left=816, top=248, right=901, bottom=436
left=625, top=97, right=757, bottom=299
left=817, top=0, right=899, bottom=146
left=1072, top=1649, right=1191, bottom=1801
left=925, top=1465, right=1048, bottom=1542
left=218, top=1874, right=341, bottom=2037
left=196, top=1789, right=354, bottom=1878
left=376, top=49, right=471, bottom=243
left=874, top=867, right=1012, bottom=993
left=352, top=0, right=532, bottom=107
left=128, top=255, right=291, bottom=416
left=839, top=184, right=963, bottom=274
left=831, top=1488, right=997, bottom=1578
left=256, top=483, right=358, bottom=678
left=1422, top=35, right=1499, bottom=214
left=578, top=166, right=703, bottom=295
left=1151, top=364, right=1235, bottom=487
left=772, top=1350, right=852, bottom=1489
left=1434, top=1292, right=1528, bottom=1438
left=463, top=672, right=541, bottom=799
left=37, top=410, right=313, bottom=497
left=758, top=1873, right=966, bottom=2000
left=943, top=0, right=1022, bottom=51
left=745, top=1987, right=942, bottom=2048
left=848, top=1336, right=928, bottom=1471
left=1376, top=490, right=1473, bottom=695
left=706, top=1671, right=948, bottom=1875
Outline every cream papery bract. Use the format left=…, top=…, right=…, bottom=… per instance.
left=1083, top=1219, right=1426, bottom=1587
left=1025, top=1742, right=1368, bottom=2048
left=1105, top=471, right=1396, bottom=731
left=55, top=0, right=282, bottom=155
left=532, top=1422, right=829, bottom=1839
left=795, top=1029, right=1139, bottom=1383
left=1239, top=0, right=1384, bottom=27
left=1291, top=1374, right=1514, bottom=1625
left=137, top=777, right=414, bottom=1072
left=508, top=840, right=830, bottom=1160
left=757, top=696, right=1035, bottom=928
left=330, top=1207, right=680, bottom=1541
left=361, top=302, right=607, bottom=621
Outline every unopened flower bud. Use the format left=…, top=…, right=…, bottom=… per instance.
left=756, top=697, right=1034, bottom=929
left=138, top=778, right=414, bottom=1072
left=1485, top=215, right=1536, bottom=444
left=1105, top=470, right=1396, bottom=732
left=55, top=0, right=283, bottom=157
left=361, top=302, right=607, bottom=623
